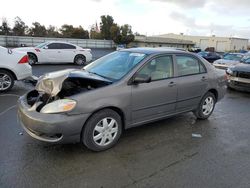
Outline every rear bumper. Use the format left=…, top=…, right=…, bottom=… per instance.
left=17, top=95, right=90, bottom=143
left=15, top=64, right=32, bottom=80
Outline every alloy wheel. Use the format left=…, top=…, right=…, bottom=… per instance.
left=0, top=73, right=12, bottom=91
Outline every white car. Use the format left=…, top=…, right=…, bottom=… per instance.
left=15, top=41, right=92, bottom=65
left=0, top=46, right=32, bottom=92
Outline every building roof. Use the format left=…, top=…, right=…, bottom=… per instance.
left=134, top=36, right=195, bottom=45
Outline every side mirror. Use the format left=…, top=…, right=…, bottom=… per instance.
left=133, top=74, right=151, bottom=84
left=44, top=46, right=48, bottom=49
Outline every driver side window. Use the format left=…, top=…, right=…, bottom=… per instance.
left=137, top=55, right=174, bottom=81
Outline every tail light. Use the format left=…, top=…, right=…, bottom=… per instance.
left=18, top=55, right=29, bottom=64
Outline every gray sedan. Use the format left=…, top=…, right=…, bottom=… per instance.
left=18, top=48, right=227, bottom=151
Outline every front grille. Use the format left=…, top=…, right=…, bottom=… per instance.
left=232, top=81, right=250, bottom=87
left=237, top=72, right=250, bottom=79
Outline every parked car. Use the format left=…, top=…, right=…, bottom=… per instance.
left=197, top=51, right=221, bottom=63
left=0, top=46, right=32, bottom=92
left=15, top=41, right=92, bottom=65
left=226, top=56, right=250, bottom=92
left=213, top=53, right=244, bottom=69
left=18, top=48, right=226, bottom=151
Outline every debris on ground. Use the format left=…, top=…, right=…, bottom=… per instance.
left=192, top=133, right=202, bottom=138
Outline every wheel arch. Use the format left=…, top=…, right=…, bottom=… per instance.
left=80, top=106, right=126, bottom=141
left=27, top=52, right=38, bottom=62
left=207, top=88, right=218, bottom=102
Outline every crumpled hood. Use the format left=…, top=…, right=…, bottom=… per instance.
left=35, top=69, right=111, bottom=96
left=214, top=59, right=240, bottom=66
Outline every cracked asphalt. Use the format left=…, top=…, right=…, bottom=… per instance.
left=1, top=50, right=250, bottom=188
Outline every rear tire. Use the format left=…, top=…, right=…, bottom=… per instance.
left=28, top=53, right=37, bottom=65
left=194, top=92, right=216, bottom=120
left=74, top=55, right=86, bottom=65
left=0, top=70, right=15, bottom=92
left=82, top=109, right=122, bottom=151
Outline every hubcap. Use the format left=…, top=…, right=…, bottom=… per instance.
left=76, top=58, right=84, bottom=65
left=0, top=73, right=12, bottom=91
left=202, top=96, right=214, bottom=116
left=93, top=117, right=118, bottom=146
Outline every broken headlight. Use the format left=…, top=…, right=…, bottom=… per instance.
left=40, top=99, right=76, bottom=114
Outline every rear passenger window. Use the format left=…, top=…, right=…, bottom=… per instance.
left=176, top=56, right=206, bottom=76
left=61, top=43, right=76, bottom=49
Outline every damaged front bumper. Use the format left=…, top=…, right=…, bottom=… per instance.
left=227, top=76, right=250, bottom=92
left=17, top=93, right=90, bottom=143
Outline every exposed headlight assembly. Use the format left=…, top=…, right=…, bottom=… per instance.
left=226, top=68, right=233, bottom=75
left=40, top=99, right=76, bottom=114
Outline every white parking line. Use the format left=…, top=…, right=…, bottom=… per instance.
left=0, top=105, right=16, bottom=116
left=0, top=94, right=20, bottom=97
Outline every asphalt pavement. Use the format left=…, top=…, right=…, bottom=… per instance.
left=1, top=49, right=250, bottom=188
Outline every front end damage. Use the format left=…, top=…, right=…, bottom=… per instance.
left=18, top=69, right=112, bottom=143
left=27, top=69, right=112, bottom=112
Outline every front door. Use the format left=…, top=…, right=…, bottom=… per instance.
left=131, top=55, right=177, bottom=125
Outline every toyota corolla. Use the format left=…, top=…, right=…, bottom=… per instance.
left=18, top=48, right=226, bottom=151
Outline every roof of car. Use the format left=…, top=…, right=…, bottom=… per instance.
left=120, top=47, right=189, bottom=55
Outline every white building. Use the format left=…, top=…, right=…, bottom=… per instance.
left=155, top=33, right=249, bottom=52
left=128, top=36, right=194, bottom=49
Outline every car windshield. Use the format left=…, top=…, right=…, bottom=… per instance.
left=84, top=51, right=147, bottom=81
left=35, top=42, right=49, bottom=48
left=223, top=54, right=243, bottom=61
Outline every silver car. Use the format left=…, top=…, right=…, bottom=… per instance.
left=18, top=48, right=226, bottom=151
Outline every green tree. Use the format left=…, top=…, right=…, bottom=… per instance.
left=0, top=18, right=11, bottom=35
left=71, top=26, right=89, bottom=39
left=47, top=25, right=61, bottom=37
left=60, top=24, right=74, bottom=38
left=12, top=17, right=27, bottom=36
left=100, top=15, right=114, bottom=39
left=60, top=25, right=89, bottom=39
left=111, top=24, right=135, bottom=45
left=90, top=24, right=102, bottom=39
left=28, top=22, right=47, bottom=37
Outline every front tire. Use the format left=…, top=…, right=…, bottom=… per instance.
left=74, top=55, right=86, bottom=65
left=0, top=70, right=15, bottom=92
left=82, top=109, right=122, bottom=151
left=194, top=92, right=216, bottom=120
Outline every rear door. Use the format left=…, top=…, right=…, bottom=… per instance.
left=131, top=55, right=177, bottom=125
left=174, top=54, right=209, bottom=111
left=58, top=43, right=76, bottom=62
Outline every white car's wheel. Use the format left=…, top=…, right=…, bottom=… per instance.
left=74, top=55, right=86, bottom=65
left=0, top=70, right=15, bottom=92
left=28, top=53, right=37, bottom=65
left=82, top=109, right=122, bottom=151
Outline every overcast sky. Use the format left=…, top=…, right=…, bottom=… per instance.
left=1, top=0, right=250, bottom=38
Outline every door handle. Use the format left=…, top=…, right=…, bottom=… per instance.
left=201, top=76, right=207, bottom=81
left=168, top=81, right=176, bottom=87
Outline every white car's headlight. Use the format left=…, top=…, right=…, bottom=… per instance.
left=40, top=99, right=76, bottom=114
